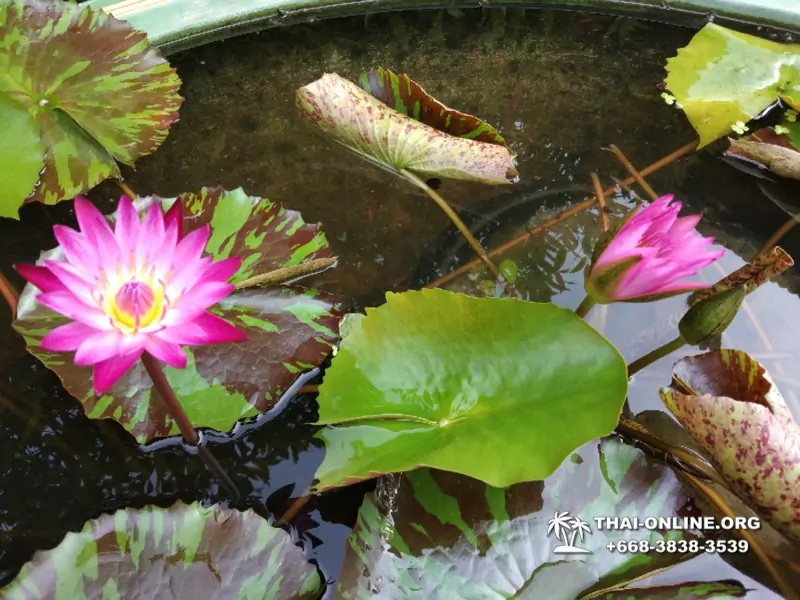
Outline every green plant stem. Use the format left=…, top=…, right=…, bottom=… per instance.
left=574, top=295, right=596, bottom=319
left=235, top=257, right=337, bottom=290
left=141, top=352, right=240, bottom=501
left=399, top=168, right=520, bottom=299
left=0, top=271, right=18, bottom=319
left=627, top=336, right=685, bottom=377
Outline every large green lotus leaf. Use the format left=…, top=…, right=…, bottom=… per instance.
left=659, top=349, right=800, bottom=541
left=0, top=0, right=182, bottom=211
left=296, top=73, right=518, bottom=184
left=0, top=501, right=321, bottom=599
left=13, top=187, right=342, bottom=443
left=0, top=93, right=45, bottom=219
left=311, top=289, right=628, bottom=491
left=358, top=68, right=510, bottom=149
left=336, top=437, right=721, bottom=599
left=665, top=23, right=800, bottom=148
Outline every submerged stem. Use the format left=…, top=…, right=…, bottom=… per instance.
left=140, top=352, right=240, bottom=501
left=277, top=493, right=313, bottom=526
left=574, top=295, right=596, bottom=319
left=608, top=144, right=659, bottom=201
left=627, top=336, right=685, bottom=377
left=400, top=168, right=519, bottom=299
left=758, top=215, right=799, bottom=256
left=0, top=272, right=19, bottom=318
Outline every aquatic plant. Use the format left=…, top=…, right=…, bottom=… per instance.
left=1, top=2, right=799, bottom=599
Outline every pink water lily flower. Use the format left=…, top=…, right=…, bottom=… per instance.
left=585, top=194, right=725, bottom=303
left=15, top=196, right=247, bottom=395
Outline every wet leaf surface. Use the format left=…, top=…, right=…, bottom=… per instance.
left=598, top=581, right=746, bottom=599
left=0, top=501, right=321, bottom=600
left=296, top=73, right=518, bottom=184
left=0, top=0, right=182, bottom=211
left=13, top=187, right=342, bottom=443
left=660, top=350, right=800, bottom=541
left=312, top=288, right=628, bottom=491
left=0, top=94, right=44, bottom=219
left=359, top=68, right=510, bottom=149
left=665, top=23, right=800, bottom=148
left=336, top=437, right=709, bottom=599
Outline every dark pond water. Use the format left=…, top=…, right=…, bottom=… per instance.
left=1, top=7, right=799, bottom=598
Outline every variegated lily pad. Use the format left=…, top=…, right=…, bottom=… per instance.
left=659, top=349, right=800, bottom=541
left=0, top=501, right=321, bottom=600
left=13, top=187, right=342, bottom=443
left=0, top=0, right=182, bottom=217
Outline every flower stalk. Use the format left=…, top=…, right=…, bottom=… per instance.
left=574, top=295, right=596, bottom=319
left=627, top=336, right=685, bottom=377
left=141, top=351, right=239, bottom=500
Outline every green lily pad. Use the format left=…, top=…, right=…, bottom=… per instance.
left=13, top=187, right=342, bottom=443
left=296, top=73, right=518, bottom=185
left=0, top=501, right=321, bottom=600
left=665, top=23, right=800, bottom=148
left=358, top=68, right=510, bottom=149
left=659, top=350, right=800, bottom=541
left=312, top=289, right=628, bottom=491
left=0, top=0, right=182, bottom=214
left=0, top=93, right=45, bottom=219
left=599, top=581, right=747, bottom=599
left=336, top=437, right=713, bottom=599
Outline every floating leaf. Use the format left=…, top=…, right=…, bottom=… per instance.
left=659, top=350, right=800, bottom=541
left=727, top=137, right=800, bottom=180
left=0, top=501, right=321, bottom=599
left=13, top=187, right=342, bottom=443
left=599, top=581, right=747, bottom=599
left=336, top=437, right=706, bottom=599
left=688, top=246, right=793, bottom=306
left=358, top=68, right=510, bottom=148
left=665, top=23, right=800, bottom=148
left=296, top=73, right=518, bottom=184
left=0, top=94, right=45, bottom=219
left=312, top=289, right=627, bottom=491
left=0, top=0, right=182, bottom=214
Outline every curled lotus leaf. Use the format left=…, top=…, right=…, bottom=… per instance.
left=13, top=187, right=342, bottom=443
left=359, top=67, right=511, bottom=150
left=727, top=136, right=800, bottom=180
left=659, top=349, right=800, bottom=541
left=665, top=23, right=800, bottom=148
left=0, top=0, right=183, bottom=216
left=336, top=437, right=711, bottom=599
left=312, top=288, right=628, bottom=491
left=296, top=73, right=518, bottom=185
left=0, top=501, right=321, bottom=599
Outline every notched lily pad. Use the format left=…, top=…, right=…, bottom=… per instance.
left=312, top=288, right=628, bottom=491
left=665, top=23, right=800, bottom=148
left=13, top=187, right=342, bottom=443
left=659, top=349, right=800, bottom=541
left=296, top=72, right=518, bottom=184
left=359, top=67, right=511, bottom=149
left=336, top=437, right=708, bottom=599
left=0, top=501, right=321, bottom=600
left=0, top=0, right=183, bottom=214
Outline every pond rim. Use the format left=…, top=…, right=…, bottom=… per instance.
left=85, top=0, right=800, bottom=55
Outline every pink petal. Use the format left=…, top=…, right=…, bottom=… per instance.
left=163, top=282, right=236, bottom=326
left=134, top=202, right=167, bottom=271
left=203, top=257, right=242, bottom=283
left=170, top=225, right=211, bottom=272
left=74, top=331, right=125, bottom=365
left=53, top=226, right=99, bottom=272
left=14, top=264, right=67, bottom=293
left=165, top=257, right=211, bottom=298
left=144, top=337, right=187, bottom=369
left=37, top=291, right=113, bottom=330
left=43, top=260, right=96, bottom=307
left=157, top=312, right=247, bottom=345
left=668, top=214, right=702, bottom=237
left=41, top=321, right=97, bottom=352
left=74, top=198, right=119, bottom=273
left=92, top=351, right=143, bottom=396
left=114, top=195, right=140, bottom=258
left=164, top=200, right=184, bottom=240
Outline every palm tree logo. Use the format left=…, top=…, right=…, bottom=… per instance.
left=547, top=511, right=592, bottom=554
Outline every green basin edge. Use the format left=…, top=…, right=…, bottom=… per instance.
left=85, top=0, right=800, bottom=54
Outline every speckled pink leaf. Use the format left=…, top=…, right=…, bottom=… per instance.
left=295, top=73, right=518, bottom=185
left=659, top=350, right=800, bottom=541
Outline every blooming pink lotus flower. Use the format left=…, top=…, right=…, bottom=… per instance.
left=585, top=194, right=725, bottom=303
left=16, top=196, right=247, bottom=395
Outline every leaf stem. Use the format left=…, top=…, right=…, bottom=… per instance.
left=758, top=214, right=799, bottom=256
left=400, top=168, right=520, bottom=299
left=277, top=492, right=313, bottom=526
left=608, top=144, right=659, bottom=201
left=322, top=413, right=444, bottom=427
left=115, top=180, right=138, bottom=199
left=140, top=352, right=240, bottom=501
left=425, top=141, right=698, bottom=289
left=590, top=172, right=609, bottom=231
left=235, top=257, right=337, bottom=290
left=574, top=295, right=596, bottom=319
left=627, top=336, right=685, bottom=377
left=0, top=271, right=19, bottom=319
